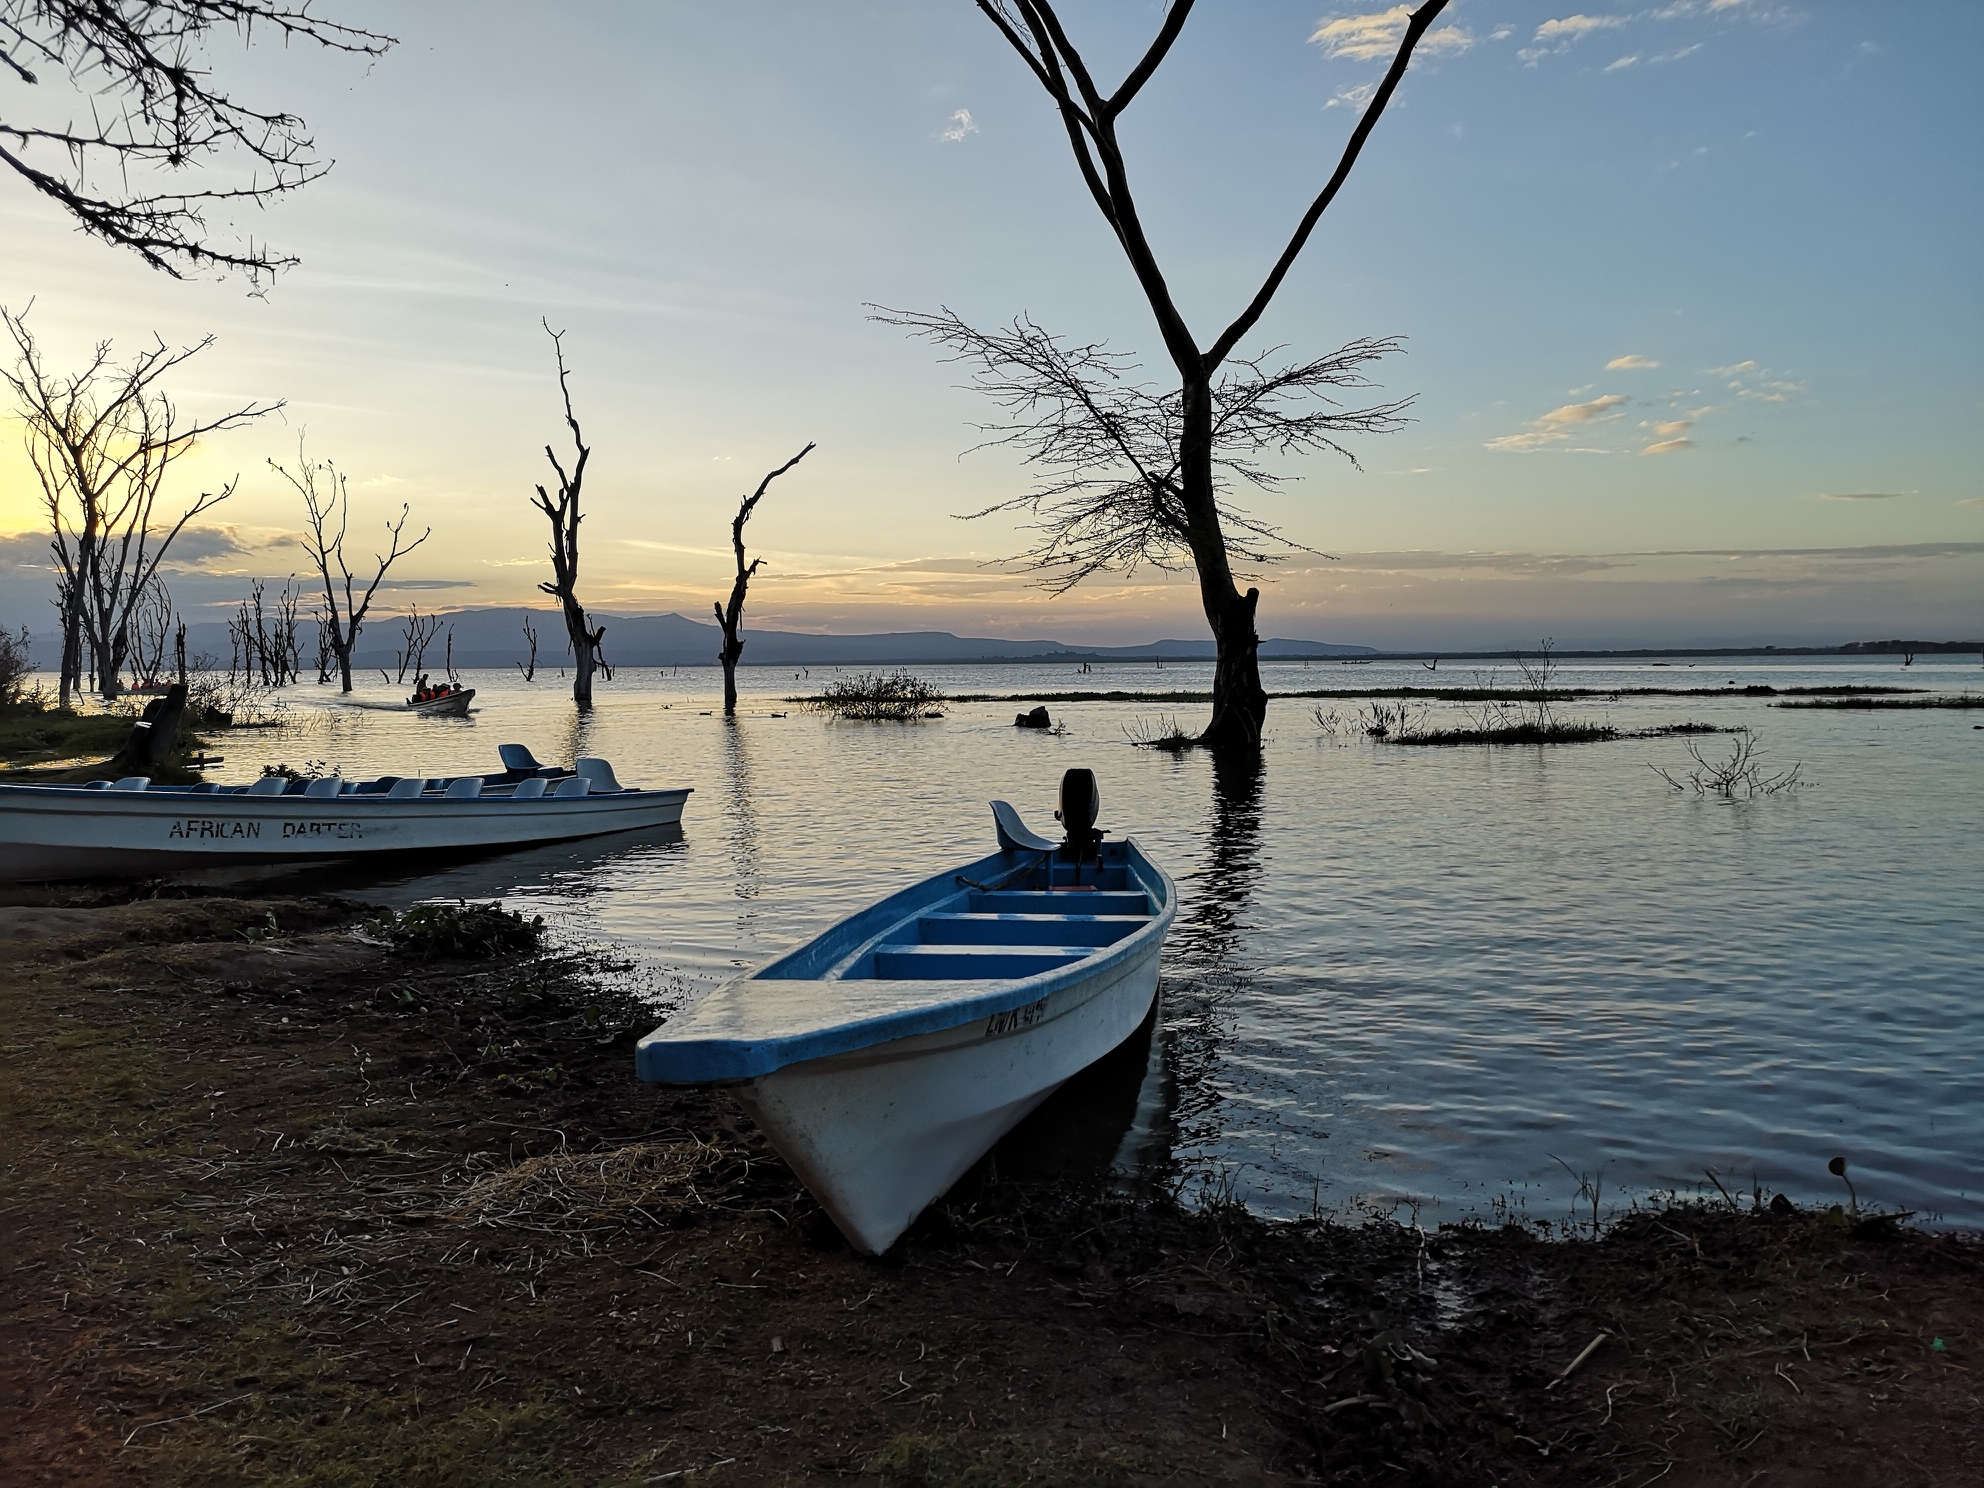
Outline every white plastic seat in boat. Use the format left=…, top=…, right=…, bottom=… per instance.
left=303, top=776, right=344, bottom=798
left=444, top=777, right=483, bottom=799
left=574, top=758, right=620, bottom=792
left=991, top=799, right=1056, bottom=853
left=552, top=776, right=591, bottom=798
left=247, top=776, right=287, bottom=795
left=511, top=777, right=548, bottom=799
left=110, top=777, right=149, bottom=790
left=386, top=778, right=426, bottom=798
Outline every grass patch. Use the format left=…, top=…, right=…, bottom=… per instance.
left=0, top=699, right=136, bottom=766
left=1773, top=694, right=1982, bottom=709
left=800, top=669, right=947, bottom=721
left=869, top=1430, right=1143, bottom=1487
left=367, top=900, right=547, bottom=960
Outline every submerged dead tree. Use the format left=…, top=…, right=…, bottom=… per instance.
left=273, top=440, right=428, bottom=694
left=531, top=323, right=609, bottom=707
left=1, top=305, right=279, bottom=702
left=714, top=443, right=815, bottom=717
left=881, top=0, right=1446, bottom=752
left=0, top=1, right=394, bottom=282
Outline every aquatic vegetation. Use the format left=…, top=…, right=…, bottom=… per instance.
left=1652, top=730, right=1806, bottom=797
left=805, top=669, right=946, bottom=721
left=1124, top=715, right=1197, bottom=751
left=1774, top=694, right=1982, bottom=709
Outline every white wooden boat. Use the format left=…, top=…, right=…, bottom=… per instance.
left=342, top=684, right=476, bottom=716
left=0, top=745, right=689, bottom=881
left=635, top=771, right=1175, bottom=1254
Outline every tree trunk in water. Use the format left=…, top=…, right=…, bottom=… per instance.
left=562, top=596, right=595, bottom=708
left=1175, top=378, right=1268, bottom=753
left=336, top=645, right=354, bottom=695
left=717, top=627, right=741, bottom=717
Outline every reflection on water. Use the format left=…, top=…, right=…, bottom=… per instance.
left=186, top=656, right=1984, bottom=1227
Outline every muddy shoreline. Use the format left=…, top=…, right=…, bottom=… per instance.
left=1, top=894, right=1976, bottom=1485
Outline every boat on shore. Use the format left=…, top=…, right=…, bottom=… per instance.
left=0, top=744, right=689, bottom=881
left=635, top=770, right=1175, bottom=1254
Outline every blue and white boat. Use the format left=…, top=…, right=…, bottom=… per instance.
left=0, top=745, right=690, bottom=881
left=636, top=771, right=1175, bottom=1254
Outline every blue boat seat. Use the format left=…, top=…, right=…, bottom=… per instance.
left=110, top=776, right=149, bottom=790
left=575, top=757, right=620, bottom=792
left=303, top=776, right=343, bottom=798
left=511, top=776, right=548, bottom=799
left=914, top=912, right=1144, bottom=947
left=872, top=945, right=1090, bottom=980
left=443, top=777, right=483, bottom=799
left=968, top=889, right=1150, bottom=916
left=386, top=777, right=425, bottom=798
left=247, top=776, right=287, bottom=795
left=498, top=743, right=543, bottom=772
left=552, top=776, right=591, bottom=798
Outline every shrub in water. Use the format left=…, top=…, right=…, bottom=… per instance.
left=806, top=669, right=946, bottom=721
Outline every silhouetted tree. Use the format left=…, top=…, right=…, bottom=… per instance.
left=273, top=439, right=428, bottom=694
left=0, top=1, right=394, bottom=281
left=531, top=323, right=610, bottom=706
left=2, top=304, right=278, bottom=702
left=714, top=443, right=814, bottom=717
left=888, top=0, right=1447, bottom=751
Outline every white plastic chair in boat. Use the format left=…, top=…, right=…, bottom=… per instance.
left=304, top=777, right=344, bottom=798
left=511, top=777, right=548, bottom=799
left=386, top=778, right=425, bottom=798
left=444, top=777, right=483, bottom=799
left=111, top=777, right=149, bottom=791
left=247, top=776, right=287, bottom=796
left=552, top=777, right=591, bottom=798
left=574, top=758, right=620, bottom=791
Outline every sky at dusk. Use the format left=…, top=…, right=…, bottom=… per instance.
left=2, top=0, right=1979, bottom=651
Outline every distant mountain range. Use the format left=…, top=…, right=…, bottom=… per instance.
left=178, top=606, right=1378, bottom=671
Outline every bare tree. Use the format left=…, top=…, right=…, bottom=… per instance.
left=531, top=322, right=609, bottom=706
left=2, top=304, right=279, bottom=702
left=892, top=0, right=1447, bottom=751
left=392, top=602, right=440, bottom=685
left=128, top=572, right=172, bottom=686
left=272, top=440, right=428, bottom=694
left=0, top=1, right=394, bottom=282
left=714, top=443, right=814, bottom=717
left=517, top=616, right=537, bottom=681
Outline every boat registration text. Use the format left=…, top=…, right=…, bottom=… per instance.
left=985, top=999, right=1048, bottom=1037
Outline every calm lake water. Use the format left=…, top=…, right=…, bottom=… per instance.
left=146, top=655, right=1984, bottom=1229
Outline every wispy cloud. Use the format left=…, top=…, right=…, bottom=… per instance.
left=1604, top=54, right=1639, bottom=71
left=1816, top=491, right=1911, bottom=501
left=938, top=109, right=977, bottom=143
left=1487, top=393, right=1632, bottom=452
left=1326, top=81, right=1377, bottom=111
left=1958, top=497, right=1984, bottom=508
left=1707, top=360, right=1758, bottom=376
left=1607, top=354, right=1660, bottom=370
left=1311, top=7, right=1476, bottom=62
left=1536, top=15, right=1630, bottom=42
left=1640, top=437, right=1693, bottom=455
left=1646, top=419, right=1695, bottom=438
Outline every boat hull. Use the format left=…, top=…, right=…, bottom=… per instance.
left=733, top=935, right=1162, bottom=1254
left=0, top=783, right=689, bottom=881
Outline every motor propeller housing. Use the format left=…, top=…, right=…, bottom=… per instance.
left=1055, top=767, right=1101, bottom=865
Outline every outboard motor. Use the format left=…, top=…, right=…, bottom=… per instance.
left=1054, top=767, right=1102, bottom=883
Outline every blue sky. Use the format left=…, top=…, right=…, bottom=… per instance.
left=1, top=0, right=1978, bottom=648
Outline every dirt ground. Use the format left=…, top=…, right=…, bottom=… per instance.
left=0, top=894, right=1976, bottom=1486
